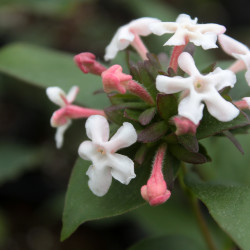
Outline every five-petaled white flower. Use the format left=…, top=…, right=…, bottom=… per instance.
left=156, top=52, right=239, bottom=125
left=78, top=115, right=137, bottom=196
left=218, top=34, right=250, bottom=86
left=46, top=86, right=79, bottom=148
left=104, top=17, right=160, bottom=61
left=150, top=13, right=226, bottom=50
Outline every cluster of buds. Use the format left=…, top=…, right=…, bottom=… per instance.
left=46, top=14, right=250, bottom=206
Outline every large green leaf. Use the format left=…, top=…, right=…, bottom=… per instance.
left=186, top=173, right=250, bottom=250
left=61, top=157, right=152, bottom=241
left=129, top=235, right=204, bottom=250
left=0, top=141, right=40, bottom=185
left=0, top=43, right=109, bottom=108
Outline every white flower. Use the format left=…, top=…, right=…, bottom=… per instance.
left=150, top=13, right=226, bottom=50
left=78, top=115, right=137, bottom=196
left=218, top=34, right=250, bottom=86
left=46, top=86, right=79, bottom=148
left=156, top=52, right=239, bottom=125
left=104, top=17, right=161, bottom=61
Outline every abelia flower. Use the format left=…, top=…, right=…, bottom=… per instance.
left=104, top=17, right=161, bottom=61
left=156, top=52, right=239, bottom=125
left=78, top=115, right=137, bottom=196
left=46, top=86, right=79, bottom=148
left=234, top=97, right=250, bottom=110
left=150, top=13, right=226, bottom=50
left=46, top=86, right=105, bottom=148
left=218, top=34, right=250, bottom=86
left=141, top=144, right=171, bottom=206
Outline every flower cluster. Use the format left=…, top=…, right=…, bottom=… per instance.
left=46, top=14, right=250, bottom=206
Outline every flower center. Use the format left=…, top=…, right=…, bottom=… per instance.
left=194, top=78, right=205, bottom=92
left=97, top=147, right=106, bottom=155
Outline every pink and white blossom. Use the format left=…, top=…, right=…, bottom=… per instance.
left=218, top=34, right=250, bottom=86
left=156, top=52, right=239, bottom=125
left=150, top=14, right=225, bottom=50
left=46, top=86, right=79, bottom=148
left=78, top=115, right=137, bottom=196
left=104, top=17, right=161, bottom=61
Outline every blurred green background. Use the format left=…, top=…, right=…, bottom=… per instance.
left=0, top=0, right=249, bottom=249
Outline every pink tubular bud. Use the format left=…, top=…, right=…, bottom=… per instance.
left=102, top=64, right=154, bottom=105
left=172, top=116, right=198, bottom=136
left=141, top=144, right=171, bottom=206
left=233, top=97, right=250, bottom=110
left=74, top=52, right=107, bottom=75
left=101, top=65, right=132, bottom=94
left=51, top=105, right=106, bottom=127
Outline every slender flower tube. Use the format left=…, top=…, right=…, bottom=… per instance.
left=74, top=52, right=107, bottom=75
left=78, top=115, right=137, bottom=196
left=218, top=34, right=250, bottom=86
left=233, top=97, right=250, bottom=110
left=150, top=13, right=225, bottom=50
left=104, top=17, right=161, bottom=61
left=156, top=52, right=239, bottom=125
left=141, top=144, right=171, bottom=206
left=46, top=86, right=105, bottom=148
left=101, top=64, right=155, bottom=105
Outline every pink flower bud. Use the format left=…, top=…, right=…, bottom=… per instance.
left=172, top=116, right=198, bottom=135
left=233, top=97, right=250, bottom=110
left=74, top=52, right=106, bottom=75
left=141, top=144, right=171, bottom=206
left=101, top=65, right=132, bottom=94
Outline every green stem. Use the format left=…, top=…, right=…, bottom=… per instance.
left=179, top=164, right=217, bottom=250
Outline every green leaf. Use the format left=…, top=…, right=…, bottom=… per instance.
left=169, top=144, right=208, bottom=164
left=177, top=134, right=199, bottom=153
left=0, top=43, right=109, bottom=108
left=0, top=141, right=40, bottom=185
left=157, top=93, right=178, bottom=122
left=137, top=121, right=168, bottom=143
left=197, top=110, right=250, bottom=139
left=124, top=109, right=141, bottom=122
left=186, top=173, right=250, bottom=250
left=129, top=235, right=204, bottom=250
left=138, top=107, right=156, bottom=125
left=61, top=157, right=152, bottom=241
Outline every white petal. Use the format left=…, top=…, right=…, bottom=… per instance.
left=195, top=23, right=226, bottom=35
left=205, top=67, right=236, bottom=90
left=117, top=26, right=135, bottom=49
left=178, top=91, right=204, bottom=125
left=176, top=14, right=197, bottom=24
left=46, top=87, right=66, bottom=107
left=243, top=97, right=250, bottom=107
left=78, top=140, right=100, bottom=162
left=129, top=17, right=161, bottom=36
left=104, top=32, right=121, bottom=61
left=66, top=86, right=79, bottom=103
left=245, top=69, right=250, bottom=86
left=85, top=115, right=110, bottom=144
left=218, top=34, right=249, bottom=57
left=150, top=22, right=178, bottom=36
left=55, top=120, right=71, bottom=148
left=164, top=28, right=187, bottom=46
left=178, top=52, right=200, bottom=76
left=156, top=75, right=192, bottom=94
left=105, top=122, right=137, bottom=153
left=203, top=89, right=239, bottom=122
left=107, top=153, right=136, bottom=184
left=86, top=164, right=112, bottom=196
left=191, top=32, right=218, bottom=50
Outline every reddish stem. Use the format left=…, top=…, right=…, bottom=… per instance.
left=169, top=43, right=187, bottom=72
